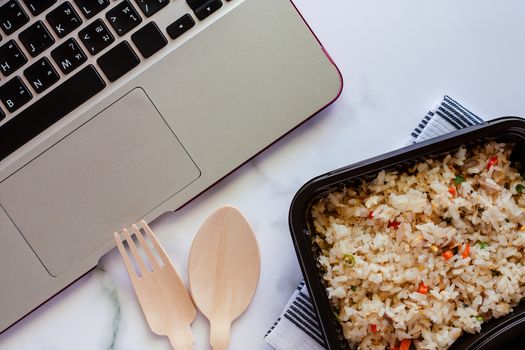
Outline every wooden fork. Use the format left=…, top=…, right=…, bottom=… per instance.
left=114, top=220, right=196, bottom=350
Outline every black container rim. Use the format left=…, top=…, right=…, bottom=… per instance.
left=289, top=116, right=525, bottom=350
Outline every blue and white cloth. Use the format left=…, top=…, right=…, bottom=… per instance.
left=265, top=95, right=484, bottom=350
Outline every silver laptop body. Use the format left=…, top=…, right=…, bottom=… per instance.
left=0, top=0, right=341, bottom=332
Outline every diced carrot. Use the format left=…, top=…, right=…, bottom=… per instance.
left=448, top=186, right=456, bottom=196
left=370, top=324, right=377, bottom=333
left=417, top=281, right=429, bottom=294
left=392, top=346, right=400, bottom=350
left=487, top=156, right=498, bottom=170
left=442, top=250, right=454, bottom=260
left=369, top=211, right=374, bottom=219
left=462, top=243, right=470, bottom=258
left=400, top=339, right=412, bottom=350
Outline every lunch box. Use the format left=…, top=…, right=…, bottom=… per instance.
left=289, top=116, right=525, bottom=350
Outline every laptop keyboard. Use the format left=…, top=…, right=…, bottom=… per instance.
left=0, top=0, right=229, bottom=161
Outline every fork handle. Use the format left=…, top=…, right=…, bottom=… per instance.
left=167, top=325, right=194, bottom=350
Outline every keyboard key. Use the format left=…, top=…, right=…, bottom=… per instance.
left=0, top=76, right=32, bottom=113
left=0, top=40, right=27, bottom=77
left=0, top=1, right=29, bottom=35
left=166, top=14, right=195, bottom=40
left=79, top=19, right=114, bottom=55
left=46, top=2, right=82, bottom=38
left=74, top=0, right=110, bottom=19
left=131, top=22, right=167, bottom=58
left=51, top=38, right=86, bottom=74
left=186, top=0, right=205, bottom=9
left=135, top=0, right=169, bottom=17
left=0, top=108, right=5, bottom=122
left=18, top=21, right=55, bottom=58
left=194, top=0, right=222, bottom=20
left=97, top=41, right=139, bottom=82
left=23, top=57, right=59, bottom=93
left=106, top=0, right=142, bottom=36
left=0, top=65, right=106, bottom=161
left=22, top=0, right=57, bottom=16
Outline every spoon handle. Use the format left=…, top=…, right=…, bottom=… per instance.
left=210, top=319, right=231, bottom=350
left=167, top=324, right=194, bottom=350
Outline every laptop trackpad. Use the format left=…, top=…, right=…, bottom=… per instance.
left=0, top=88, right=200, bottom=277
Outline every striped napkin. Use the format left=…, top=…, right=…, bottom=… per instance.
left=265, top=95, right=484, bottom=350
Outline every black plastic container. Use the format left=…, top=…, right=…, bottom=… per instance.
left=289, top=117, right=525, bottom=350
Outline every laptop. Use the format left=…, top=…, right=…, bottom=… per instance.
left=0, top=0, right=341, bottom=333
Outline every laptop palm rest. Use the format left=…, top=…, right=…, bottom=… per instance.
left=0, top=88, right=200, bottom=277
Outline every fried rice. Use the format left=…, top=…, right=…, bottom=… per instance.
left=311, top=141, right=525, bottom=350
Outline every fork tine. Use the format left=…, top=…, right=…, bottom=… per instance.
left=140, top=220, right=172, bottom=267
left=113, top=232, right=138, bottom=280
left=131, top=224, right=161, bottom=271
left=122, top=228, right=150, bottom=277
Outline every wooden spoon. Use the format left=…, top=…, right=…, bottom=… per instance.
left=188, top=206, right=261, bottom=350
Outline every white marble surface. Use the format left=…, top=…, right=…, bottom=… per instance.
left=3, top=1, right=525, bottom=349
